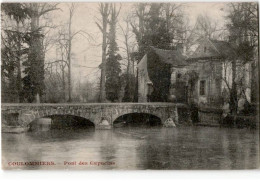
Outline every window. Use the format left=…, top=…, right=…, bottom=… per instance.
left=200, top=80, right=206, bottom=96
left=204, top=46, right=207, bottom=53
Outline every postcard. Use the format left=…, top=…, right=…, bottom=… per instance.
left=1, top=1, right=259, bottom=170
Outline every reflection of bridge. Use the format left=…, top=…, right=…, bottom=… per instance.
left=1, top=103, right=186, bottom=130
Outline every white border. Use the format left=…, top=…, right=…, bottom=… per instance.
left=0, top=0, right=259, bottom=181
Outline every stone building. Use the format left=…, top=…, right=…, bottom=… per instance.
left=176, top=38, right=236, bottom=106
left=184, top=38, right=252, bottom=109
left=137, top=46, right=187, bottom=102
left=138, top=38, right=253, bottom=111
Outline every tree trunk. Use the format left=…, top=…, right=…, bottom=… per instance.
left=230, top=59, right=238, bottom=114
left=100, top=30, right=107, bottom=102
left=30, top=13, right=44, bottom=103
left=132, top=54, right=135, bottom=75
left=123, top=31, right=131, bottom=102
left=100, top=4, right=109, bottom=102
left=133, top=67, right=139, bottom=102
left=16, top=22, right=23, bottom=103
left=68, top=11, right=72, bottom=102
left=36, top=93, right=40, bottom=103
left=62, top=64, right=66, bottom=101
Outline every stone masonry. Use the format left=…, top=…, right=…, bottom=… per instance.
left=1, top=103, right=185, bottom=130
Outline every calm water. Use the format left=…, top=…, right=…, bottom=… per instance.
left=2, top=126, right=259, bottom=170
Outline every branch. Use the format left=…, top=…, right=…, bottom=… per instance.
left=39, top=3, right=60, bottom=17
left=45, top=59, right=68, bottom=67
left=95, top=22, right=103, bottom=32
left=72, top=64, right=98, bottom=68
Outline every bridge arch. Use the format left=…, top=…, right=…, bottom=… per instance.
left=113, top=112, right=162, bottom=127
left=110, top=105, right=178, bottom=127
left=111, top=108, right=164, bottom=124
left=18, top=108, right=96, bottom=127
left=29, top=114, right=95, bottom=130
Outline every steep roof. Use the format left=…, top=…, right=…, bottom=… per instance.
left=150, top=46, right=188, bottom=67
left=188, top=38, right=236, bottom=61
left=210, top=39, right=236, bottom=58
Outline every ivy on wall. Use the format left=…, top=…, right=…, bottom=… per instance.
left=147, top=49, right=171, bottom=102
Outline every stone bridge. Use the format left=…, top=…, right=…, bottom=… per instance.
left=1, top=103, right=186, bottom=130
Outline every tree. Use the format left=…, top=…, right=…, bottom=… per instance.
left=130, top=3, right=180, bottom=102
left=225, top=2, right=258, bottom=113
left=1, top=3, right=29, bottom=102
left=119, top=16, right=137, bottom=102
left=22, top=3, right=59, bottom=103
left=67, top=3, right=75, bottom=102
left=131, top=3, right=185, bottom=61
left=96, top=3, right=110, bottom=102
left=130, top=3, right=149, bottom=62
left=186, top=14, right=224, bottom=54
left=144, top=3, right=172, bottom=49
left=121, top=72, right=136, bottom=102
left=55, top=27, right=69, bottom=101
left=44, top=64, right=64, bottom=103
left=162, top=3, right=188, bottom=46
left=105, top=3, right=122, bottom=102
left=45, top=3, right=91, bottom=102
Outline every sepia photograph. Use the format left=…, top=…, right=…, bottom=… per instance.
left=1, top=1, right=259, bottom=170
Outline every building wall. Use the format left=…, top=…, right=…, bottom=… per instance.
left=196, top=60, right=223, bottom=106
left=170, top=67, right=189, bottom=102
left=221, top=60, right=232, bottom=98
left=170, top=59, right=224, bottom=106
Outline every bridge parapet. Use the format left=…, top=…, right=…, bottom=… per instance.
left=1, top=103, right=187, bottom=131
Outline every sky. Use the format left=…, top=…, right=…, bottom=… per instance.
left=43, top=2, right=227, bottom=86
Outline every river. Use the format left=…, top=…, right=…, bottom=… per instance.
left=2, top=126, right=259, bottom=170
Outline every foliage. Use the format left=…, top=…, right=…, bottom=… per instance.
left=1, top=4, right=30, bottom=102
left=43, top=71, right=64, bottom=103
left=1, top=3, right=59, bottom=103
left=1, top=3, right=29, bottom=22
left=131, top=3, right=175, bottom=62
left=143, top=4, right=172, bottom=50
left=105, top=4, right=122, bottom=102
left=225, top=2, right=258, bottom=113
left=147, top=49, right=171, bottom=102
left=22, top=33, right=45, bottom=102
left=237, top=42, right=254, bottom=64
left=121, top=73, right=136, bottom=102
left=130, top=3, right=180, bottom=102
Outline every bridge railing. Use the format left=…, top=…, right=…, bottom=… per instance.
left=1, top=102, right=187, bottom=108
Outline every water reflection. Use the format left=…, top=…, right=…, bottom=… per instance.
left=2, top=126, right=259, bottom=170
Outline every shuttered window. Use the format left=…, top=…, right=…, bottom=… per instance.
left=200, top=80, right=206, bottom=96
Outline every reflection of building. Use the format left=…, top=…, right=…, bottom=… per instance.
left=138, top=38, right=253, bottom=109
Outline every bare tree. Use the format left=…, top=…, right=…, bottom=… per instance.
left=187, top=14, right=223, bottom=53
left=67, top=3, right=75, bottom=102
left=48, top=3, right=92, bottom=102
left=119, top=17, right=133, bottom=75
left=95, top=3, right=110, bottom=102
